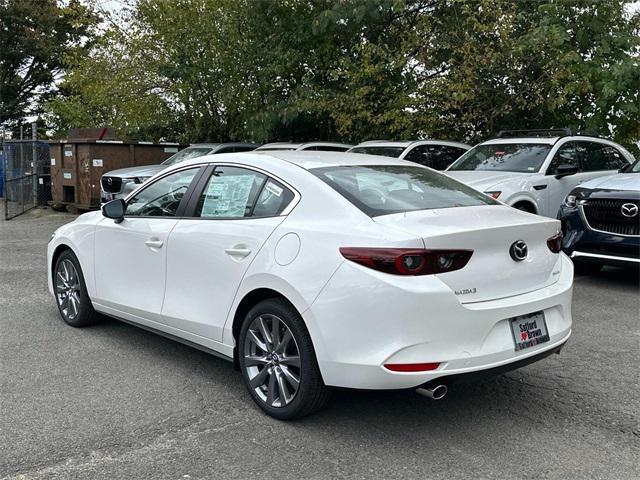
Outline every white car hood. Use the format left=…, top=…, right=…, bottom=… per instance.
left=445, top=170, right=529, bottom=191
left=579, top=173, right=640, bottom=191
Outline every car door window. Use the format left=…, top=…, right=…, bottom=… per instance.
left=581, top=142, right=628, bottom=171
left=252, top=179, right=295, bottom=217
left=195, top=166, right=267, bottom=218
left=125, top=168, right=199, bottom=217
left=405, top=145, right=467, bottom=170
left=548, top=142, right=579, bottom=174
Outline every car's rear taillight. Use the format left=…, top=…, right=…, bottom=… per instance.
left=339, top=248, right=473, bottom=275
left=547, top=232, right=563, bottom=253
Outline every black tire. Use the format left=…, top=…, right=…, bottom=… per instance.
left=53, top=249, right=99, bottom=327
left=573, top=260, right=603, bottom=276
left=238, top=298, right=330, bottom=420
left=513, top=202, right=536, bottom=213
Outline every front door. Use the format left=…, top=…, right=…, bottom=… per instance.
left=93, top=167, right=201, bottom=321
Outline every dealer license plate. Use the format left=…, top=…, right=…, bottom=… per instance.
left=509, top=312, right=550, bottom=351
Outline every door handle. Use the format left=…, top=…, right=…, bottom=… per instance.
left=225, top=247, right=252, bottom=258
left=145, top=239, right=164, bottom=249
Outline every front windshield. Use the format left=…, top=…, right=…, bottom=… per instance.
left=448, top=143, right=552, bottom=173
left=161, top=147, right=213, bottom=166
left=350, top=146, right=406, bottom=158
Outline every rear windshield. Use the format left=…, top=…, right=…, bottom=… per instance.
left=162, top=147, right=213, bottom=166
left=448, top=143, right=551, bottom=173
left=349, top=146, right=406, bottom=158
left=312, top=165, right=497, bottom=217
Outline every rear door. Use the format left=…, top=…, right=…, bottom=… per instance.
left=161, top=164, right=296, bottom=341
left=93, top=166, right=202, bottom=320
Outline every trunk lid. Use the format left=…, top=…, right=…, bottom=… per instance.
left=374, top=205, right=562, bottom=303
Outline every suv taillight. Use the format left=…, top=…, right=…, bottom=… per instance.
left=339, top=248, right=473, bottom=275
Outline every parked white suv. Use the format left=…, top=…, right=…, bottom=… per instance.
left=348, top=140, right=471, bottom=170
left=446, top=129, right=635, bottom=217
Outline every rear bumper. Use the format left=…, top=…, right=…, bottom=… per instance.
left=305, top=254, right=573, bottom=390
left=419, top=339, right=567, bottom=388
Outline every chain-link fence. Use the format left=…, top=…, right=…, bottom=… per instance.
left=2, top=141, right=51, bottom=220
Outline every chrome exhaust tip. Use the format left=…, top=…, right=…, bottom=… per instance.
left=416, top=384, right=447, bottom=400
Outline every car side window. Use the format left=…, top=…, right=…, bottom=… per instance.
left=125, top=168, right=199, bottom=217
left=252, top=179, right=295, bottom=217
left=581, top=142, right=628, bottom=171
left=548, top=142, right=579, bottom=174
left=315, top=146, right=349, bottom=152
left=405, top=145, right=467, bottom=170
left=194, top=166, right=267, bottom=218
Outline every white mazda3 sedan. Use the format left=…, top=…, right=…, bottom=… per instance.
left=48, top=151, right=573, bottom=419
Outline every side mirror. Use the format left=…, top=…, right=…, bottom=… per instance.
left=554, top=164, right=579, bottom=179
left=619, top=163, right=632, bottom=173
left=102, top=199, right=126, bottom=223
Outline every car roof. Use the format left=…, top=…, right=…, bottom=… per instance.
left=254, top=141, right=352, bottom=151
left=350, top=140, right=471, bottom=150
left=481, top=137, right=559, bottom=145
left=298, top=142, right=353, bottom=149
left=177, top=150, right=419, bottom=171
left=185, top=142, right=257, bottom=149
left=480, top=135, right=620, bottom=146
left=254, top=142, right=302, bottom=150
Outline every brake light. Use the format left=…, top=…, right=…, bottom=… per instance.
left=384, top=362, right=441, bottom=372
left=485, top=191, right=502, bottom=199
left=339, top=248, right=473, bottom=275
left=547, top=232, right=563, bottom=253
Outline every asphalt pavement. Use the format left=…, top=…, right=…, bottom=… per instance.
left=1, top=207, right=638, bottom=480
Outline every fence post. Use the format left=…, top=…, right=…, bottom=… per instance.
left=32, top=123, right=37, bottom=209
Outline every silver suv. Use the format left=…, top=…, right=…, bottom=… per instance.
left=100, top=143, right=257, bottom=202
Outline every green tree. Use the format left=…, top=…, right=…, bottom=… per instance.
left=45, top=0, right=640, bottom=152
left=0, top=0, right=98, bottom=127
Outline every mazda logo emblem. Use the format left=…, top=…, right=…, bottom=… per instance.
left=510, top=240, right=528, bottom=262
left=107, top=178, right=113, bottom=186
left=621, top=203, right=638, bottom=218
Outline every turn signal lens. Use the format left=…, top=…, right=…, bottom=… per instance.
left=547, top=232, right=563, bottom=253
left=339, top=248, right=473, bottom=275
left=384, top=363, right=441, bottom=372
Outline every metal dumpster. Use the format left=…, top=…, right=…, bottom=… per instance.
left=49, top=140, right=185, bottom=210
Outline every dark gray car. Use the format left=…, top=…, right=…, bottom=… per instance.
left=100, top=143, right=257, bottom=202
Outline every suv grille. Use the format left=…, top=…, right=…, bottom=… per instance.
left=101, top=176, right=122, bottom=194
left=582, top=199, right=640, bottom=236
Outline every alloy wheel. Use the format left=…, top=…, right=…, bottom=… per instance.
left=243, top=314, right=301, bottom=408
left=55, top=259, right=81, bottom=321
